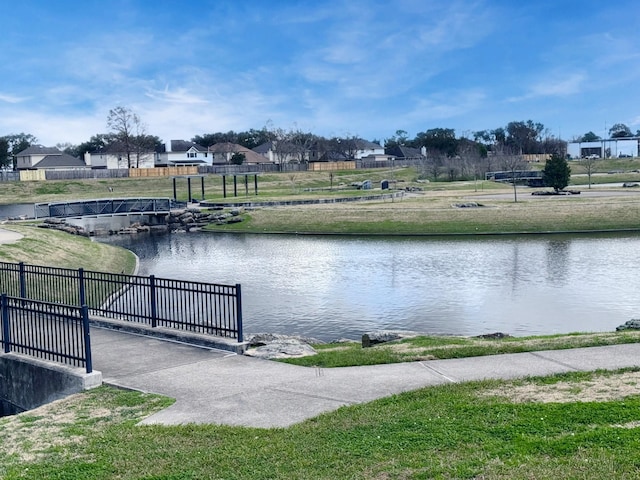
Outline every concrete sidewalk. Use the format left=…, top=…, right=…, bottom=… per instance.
left=90, top=326, right=640, bottom=428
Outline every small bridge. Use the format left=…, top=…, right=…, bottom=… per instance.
left=34, top=198, right=174, bottom=219
left=485, top=170, right=544, bottom=187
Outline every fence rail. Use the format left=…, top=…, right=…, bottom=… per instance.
left=34, top=198, right=173, bottom=219
left=1, top=294, right=92, bottom=372
left=0, top=262, right=243, bottom=342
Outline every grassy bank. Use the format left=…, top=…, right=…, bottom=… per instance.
left=0, top=224, right=136, bottom=273
left=204, top=191, right=640, bottom=235
left=281, top=331, right=640, bottom=368
left=3, top=370, right=640, bottom=479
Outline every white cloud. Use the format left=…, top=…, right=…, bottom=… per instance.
left=509, top=73, right=586, bottom=102
left=0, top=93, right=29, bottom=104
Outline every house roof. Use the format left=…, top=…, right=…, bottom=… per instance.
left=16, top=145, right=61, bottom=156
left=355, top=139, right=383, bottom=150
left=36, top=154, right=87, bottom=168
left=208, top=142, right=272, bottom=164
left=252, top=142, right=274, bottom=154
left=170, top=140, right=207, bottom=152
left=384, top=145, right=425, bottom=159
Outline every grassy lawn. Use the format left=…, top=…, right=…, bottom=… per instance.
left=3, top=370, right=640, bottom=479
left=0, top=224, right=135, bottom=273
left=281, top=331, right=640, bottom=367
left=203, top=191, right=640, bottom=235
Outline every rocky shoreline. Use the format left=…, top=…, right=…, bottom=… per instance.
left=35, top=207, right=245, bottom=236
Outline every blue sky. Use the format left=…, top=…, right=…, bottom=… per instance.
left=1, top=0, right=638, bottom=147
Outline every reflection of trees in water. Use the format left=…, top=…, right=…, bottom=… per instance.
left=545, top=240, right=570, bottom=285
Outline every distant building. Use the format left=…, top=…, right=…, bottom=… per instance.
left=567, top=138, right=639, bottom=159
left=16, top=145, right=87, bottom=170
left=155, top=140, right=209, bottom=167
left=208, top=142, right=273, bottom=165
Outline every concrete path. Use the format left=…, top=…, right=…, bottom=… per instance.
left=0, top=227, right=23, bottom=244
left=90, top=326, right=640, bottom=429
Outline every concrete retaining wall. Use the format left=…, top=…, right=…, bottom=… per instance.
left=0, top=354, right=102, bottom=412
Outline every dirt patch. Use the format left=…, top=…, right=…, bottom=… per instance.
left=480, top=371, right=640, bottom=404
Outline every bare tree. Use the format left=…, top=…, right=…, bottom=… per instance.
left=495, top=145, right=524, bottom=202
left=580, top=156, right=597, bottom=189
left=107, top=106, right=146, bottom=168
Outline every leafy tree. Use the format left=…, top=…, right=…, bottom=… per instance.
left=0, top=137, right=9, bottom=168
left=0, top=133, right=37, bottom=168
left=230, top=152, right=245, bottom=165
left=413, top=128, right=458, bottom=157
left=609, top=123, right=632, bottom=138
left=543, top=153, right=571, bottom=192
left=505, top=120, right=544, bottom=154
left=580, top=131, right=601, bottom=142
left=384, top=129, right=409, bottom=147
left=73, top=133, right=118, bottom=157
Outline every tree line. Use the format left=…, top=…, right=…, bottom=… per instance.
left=1, top=105, right=636, bottom=171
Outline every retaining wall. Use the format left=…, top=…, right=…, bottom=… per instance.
left=0, top=354, right=101, bottom=413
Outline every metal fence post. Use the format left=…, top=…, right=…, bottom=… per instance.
left=150, top=275, right=157, bottom=328
left=81, top=304, right=92, bottom=373
left=78, top=268, right=86, bottom=306
left=1, top=294, right=10, bottom=353
left=19, top=262, right=26, bottom=299
left=235, top=284, right=243, bottom=342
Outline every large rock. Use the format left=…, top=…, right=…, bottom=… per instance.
left=616, top=319, right=640, bottom=331
left=244, top=339, right=317, bottom=359
left=362, top=330, right=419, bottom=348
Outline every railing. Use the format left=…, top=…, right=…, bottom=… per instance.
left=0, top=262, right=243, bottom=342
left=1, top=294, right=92, bottom=373
left=34, top=198, right=172, bottom=219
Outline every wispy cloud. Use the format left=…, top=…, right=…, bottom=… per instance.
left=509, top=73, right=586, bottom=102
left=0, top=93, right=29, bottom=104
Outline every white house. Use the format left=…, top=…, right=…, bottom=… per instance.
left=84, top=141, right=156, bottom=169
left=354, top=139, right=385, bottom=159
left=155, top=140, right=210, bottom=167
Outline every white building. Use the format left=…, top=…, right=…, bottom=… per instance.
left=155, top=140, right=210, bottom=167
left=567, top=138, right=638, bottom=159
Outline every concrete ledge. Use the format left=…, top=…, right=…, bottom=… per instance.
left=0, top=354, right=102, bottom=412
left=90, top=316, right=248, bottom=354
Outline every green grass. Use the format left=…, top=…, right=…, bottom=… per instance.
left=280, top=331, right=640, bottom=367
left=3, top=371, right=640, bottom=479
left=0, top=225, right=135, bottom=273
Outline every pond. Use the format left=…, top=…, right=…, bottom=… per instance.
left=97, top=232, right=640, bottom=342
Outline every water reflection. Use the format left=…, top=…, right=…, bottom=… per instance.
left=97, top=232, right=640, bottom=341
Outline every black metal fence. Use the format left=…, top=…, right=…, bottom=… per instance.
left=1, top=294, right=92, bottom=373
left=0, top=262, right=243, bottom=342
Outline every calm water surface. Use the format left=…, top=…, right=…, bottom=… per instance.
left=98, top=232, right=640, bottom=341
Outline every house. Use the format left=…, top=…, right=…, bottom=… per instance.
left=384, top=145, right=426, bottom=160
left=354, top=139, right=385, bottom=159
left=15, top=145, right=88, bottom=170
left=85, top=142, right=156, bottom=169
left=309, top=138, right=385, bottom=162
left=253, top=141, right=304, bottom=164
left=155, top=140, right=210, bottom=167
left=208, top=142, right=272, bottom=165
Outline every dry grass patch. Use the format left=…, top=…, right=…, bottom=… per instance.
left=480, top=371, right=640, bottom=404
left=0, top=387, right=171, bottom=465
